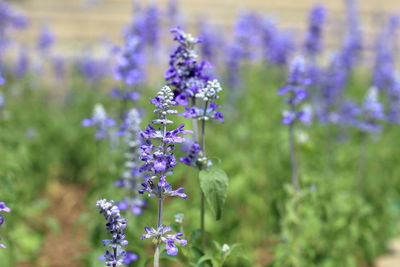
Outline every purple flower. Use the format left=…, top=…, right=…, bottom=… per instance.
left=139, top=87, right=191, bottom=177
left=0, top=93, right=5, bottom=109
left=198, top=19, right=223, bottom=63
left=114, top=33, right=146, bottom=86
left=225, top=43, right=243, bottom=90
left=179, top=142, right=201, bottom=166
left=77, top=54, right=110, bottom=84
left=0, top=202, right=11, bottom=213
left=96, top=199, right=130, bottom=266
left=82, top=104, right=115, bottom=140
left=357, top=87, right=384, bottom=132
left=233, top=11, right=262, bottom=61
left=0, top=202, right=10, bottom=248
left=165, top=27, right=211, bottom=105
left=387, top=77, right=400, bottom=124
left=316, top=53, right=348, bottom=123
left=260, top=18, right=294, bottom=66
left=167, top=0, right=181, bottom=26
left=179, top=79, right=224, bottom=123
left=139, top=86, right=189, bottom=258
left=340, top=0, right=363, bottom=70
left=124, top=251, right=138, bottom=265
left=139, top=176, right=187, bottom=199
left=14, top=47, right=29, bottom=78
left=37, top=25, right=55, bottom=54
left=304, top=5, right=327, bottom=58
left=115, top=109, right=147, bottom=216
left=0, top=1, right=27, bottom=50
left=144, top=5, right=160, bottom=49
left=0, top=71, right=5, bottom=86
left=278, top=56, right=310, bottom=125
left=109, top=89, right=140, bottom=102
left=141, top=225, right=187, bottom=256
left=372, top=15, right=398, bottom=91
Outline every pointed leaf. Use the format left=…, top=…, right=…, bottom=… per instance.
left=199, top=167, right=229, bottom=220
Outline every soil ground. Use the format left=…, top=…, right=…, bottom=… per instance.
left=18, top=181, right=89, bottom=267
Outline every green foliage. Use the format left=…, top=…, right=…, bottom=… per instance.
left=1, top=65, right=400, bottom=267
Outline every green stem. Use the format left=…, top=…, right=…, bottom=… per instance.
left=199, top=101, right=208, bottom=246
left=289, top=122, right=299, bottom=191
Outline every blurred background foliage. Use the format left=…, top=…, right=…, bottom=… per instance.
left=1, top=0, right=400, bottom=267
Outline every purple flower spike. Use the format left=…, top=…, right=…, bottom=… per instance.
left=278, top=56, right=310, bottom=125
left=304, top=4, right=327, bottom=58
left=96, top=199, right=132, bottom=266
left=114, top=109, right=147, bottom=216
left=82, top=104, right=115, bottom=140
left=139, top=85, right=190, bottom=258
left=165, top=27, right=211, bottom=105
left=37, top=25, right=55, bottom=53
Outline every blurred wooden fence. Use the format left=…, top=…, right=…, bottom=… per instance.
left=10, top=0, right=400, bottom=52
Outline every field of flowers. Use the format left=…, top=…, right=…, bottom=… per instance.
left=1, top=0, right=400, bottom=266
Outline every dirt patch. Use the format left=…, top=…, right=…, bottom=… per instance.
left=19, top=180, right=89, bottom=267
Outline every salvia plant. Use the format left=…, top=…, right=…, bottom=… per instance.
left=165, top=28, right=228, bottom=248
left=82, top=104, right=115, bottom=140
left=278, top=56, right=310, bottom=190
left=96, top=199, right=130, bottom=266
left=139, top=85, right=190, bottom=265
left=37, top=25, right=55, bottom=55
left=4, top=0, right=400, bottom=266
left=115, top=108, right=147, bottom=216
left=303, top=4, right=326, bottom=61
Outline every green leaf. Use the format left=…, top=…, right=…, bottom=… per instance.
left=199, top=167, right=229, bottom=220
left=197, top=254, right=214, bottom=264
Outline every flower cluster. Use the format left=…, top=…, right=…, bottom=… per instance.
left=0, top=202, right=11, bottom=248
left=198, top=20, right=222, bottom=63
left=139, top=86, right=190, bottom=196
left=233, top=12, right=262, bottom=61
left=316, top=53, right=348, bottom=123
left=115, top=109, right=147, bottom=215
left=96, top=199, right=133, bottom=266
left=180, top=79, right=224, bottom=122
left=373, top=15, right=398, bottom=94
left=260, top=18, right=294, bottom=66
left=114, top=34, right=145, bottom=86
left=82, top=104, right=115, bottom=140
left=340, top=0, right=363, bottom=70
left=14, top=47, right=29, bottom=78
left=139, top=85, right=189, bottom=256
left=109, top=89, right=140, bottom=102
left=141, top=226, right=187, bottom=256
left=357, top=86, right=385, bottom=132
left=278, top=56, right=311, bottom=125
left=143, top=5, right=160, bottom=49
left=77, top=55, right=110, bottom=84
left=37, top=25, right=54, bottom=54
left=304, top=4, right=326, bottom=58
left=165, top=27, right=211, bottom=106
left=0, top=1, right=27, bottom=50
